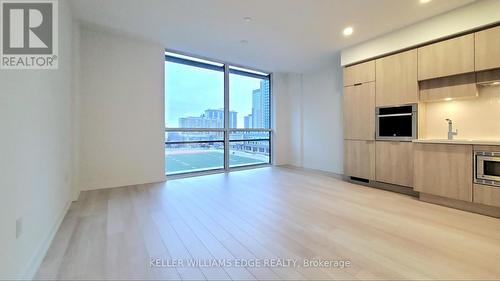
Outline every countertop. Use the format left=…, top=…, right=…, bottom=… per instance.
left=412, top=139, right=500, bottom=146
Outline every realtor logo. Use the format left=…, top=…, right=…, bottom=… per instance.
left=1, top=0, right=58, bottom=69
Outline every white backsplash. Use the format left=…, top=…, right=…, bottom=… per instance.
left=422, top=86, right=500, bottom=140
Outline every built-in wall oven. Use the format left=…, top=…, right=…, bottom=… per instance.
left=376, top=104, right=417, bottom=141
left=475, top=151, right=500, bottom=187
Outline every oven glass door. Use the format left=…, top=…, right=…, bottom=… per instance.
left=378, top=114, right=413, bottom=138
left=484, top=159, right=500, bottom=179
left=377, top=105, right=416, bottom=140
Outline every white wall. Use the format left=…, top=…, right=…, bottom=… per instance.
left=301, top=56, right=344, bottom=173
left=274, top=55, right=344, bottom=174
left=79, top=26, right=166, bottom=191
left=271, top=73, right=290, bottom=165
left=341, top=0, right=500, bottom=66
left=272, top=73, right=303, bottom=166
left=71, top=20, right=81, bottom=201
left=287, top=73, right=304, bottom=167
left=0, top=1, right=76, bottom=279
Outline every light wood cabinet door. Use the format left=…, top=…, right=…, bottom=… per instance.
left=343, top=60, right=375, bottom=87
left=474, top=184, right=500, bottom=208
left=475, top=26, right=500, bottom=71
left=376, top=141, right=414, bottom=187
left=344, top=140, right=375, bottom=180
left=417, top=34, right=474, bottom=80
left=343, top=82, right=375, bottom=140
left=414, top=143, right=472, bottom=201
left=376, top=50, right=418, bottom=106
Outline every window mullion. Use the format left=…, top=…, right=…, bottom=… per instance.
left=223, top=64, right=230, bottom=170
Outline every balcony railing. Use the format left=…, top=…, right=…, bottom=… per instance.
left=165, top=130, right=270, bottom=175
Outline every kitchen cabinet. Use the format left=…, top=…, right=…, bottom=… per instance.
left=474, top=184, right=500, bottom=208
left=343, top=60, right=375, bottom=87
left=419, top=73, right=478, bottom=102
left=475, top=25, right=500, bottom=71
left=343, top=82, right=375, bottom=140
left=344, top=140, right=375, bottom=180
left=376, top=141, right=414, bottom=187
left=376, top=50, right=418, bottom=106
left=417, top=34, right=474, bottom=80
left=414, top=143, right=472, bottom=201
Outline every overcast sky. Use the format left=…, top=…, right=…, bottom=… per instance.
left=165, top=61, right=263, bottom=128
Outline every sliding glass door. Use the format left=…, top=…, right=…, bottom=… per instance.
left=165, top=52, right=271, bottom=175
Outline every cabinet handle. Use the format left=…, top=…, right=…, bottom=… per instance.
left=354, top=83, right=362, bottom=86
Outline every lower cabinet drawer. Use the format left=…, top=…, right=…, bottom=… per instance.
left=344, top=140, right=375, bottom=180
left=474, top=184, right=500, bottom=208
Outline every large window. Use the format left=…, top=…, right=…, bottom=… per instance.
left=165, top=52, right=271, bottom=175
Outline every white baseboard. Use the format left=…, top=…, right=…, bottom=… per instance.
left=22, top=200, right=71, bottom=280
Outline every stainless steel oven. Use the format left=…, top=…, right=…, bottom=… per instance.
left=475, top=151, right=500, bottom=187
left=376, top=104, right=417, bottom=141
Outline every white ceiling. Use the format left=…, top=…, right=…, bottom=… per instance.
left=70, top=0, right=476, bottom=73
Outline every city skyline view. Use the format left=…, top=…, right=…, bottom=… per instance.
left=176, top=79, right=270, bottom=129
left=165, top=61, right=270, bottom=129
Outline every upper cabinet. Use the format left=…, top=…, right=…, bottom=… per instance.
left=417, top=34, right=474, bottom=81
left=376, top=50, right=418, bottom=106
left=343, top=60, right=375, bottom=87
left=475, top=25, right=500, bottom=72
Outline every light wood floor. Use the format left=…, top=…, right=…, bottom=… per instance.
left=36, top=166, right=500, bottom=280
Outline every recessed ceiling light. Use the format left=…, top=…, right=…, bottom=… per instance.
left=444, top=97, right=453, bottom=101
left=420, top=0, right=431, bottom=4
left=243, top=17, right=252, bottom=22
left=240, top=40, right=248, bottom=45
left=343, top=26, right=353, bottom=36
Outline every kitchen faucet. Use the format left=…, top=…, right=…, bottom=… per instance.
left=445, top=119, right=458, bottom=140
